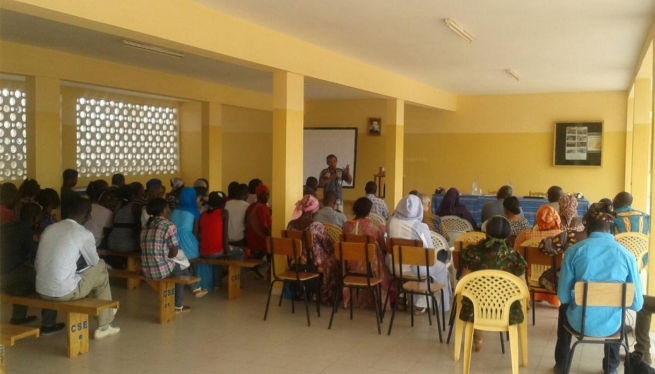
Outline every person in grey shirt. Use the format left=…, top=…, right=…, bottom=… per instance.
left=480, top=185, right=524, bottom=223
left=313, top=191, right=347, bottom=228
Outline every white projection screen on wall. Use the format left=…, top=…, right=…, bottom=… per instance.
left=303, top=128, right=357, bottom=189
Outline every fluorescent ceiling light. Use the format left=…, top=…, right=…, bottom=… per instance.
left=122, top=40, right=184, bottom=58
left=506, top=69, right=520, bottom=81
left=444, top=19, right=473, bottom=43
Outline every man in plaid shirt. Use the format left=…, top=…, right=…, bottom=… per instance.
left=141, top=198, right=206, bottom=312
left=365, top=181, right=389, bottom=219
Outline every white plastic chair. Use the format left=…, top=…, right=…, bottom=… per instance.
left=441, top=216, right=474, bottom=248
left=367, top=212, right=387, bottom=226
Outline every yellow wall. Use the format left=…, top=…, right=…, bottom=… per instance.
left=403, top=91, right=627, bottom=203
left=305, top=91, right=627, bottom=206
left=221, top=105, right=272, bottom=192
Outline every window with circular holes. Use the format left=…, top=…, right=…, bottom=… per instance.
left=75, top=98, right=179, bottom=178
left=0, top=88, right=27, bottom=182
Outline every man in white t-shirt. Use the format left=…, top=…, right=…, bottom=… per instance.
left=35, top=198, right=120, bottom=340
left=225, top=184, right=250, bottom=246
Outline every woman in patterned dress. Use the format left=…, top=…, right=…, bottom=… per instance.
left=459, top=215, right=527, bottom=352
left=286, top=195, right=340, bottom=305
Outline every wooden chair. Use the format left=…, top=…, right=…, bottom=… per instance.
left=453, top=270, right=529, bottom=374
left=263, top=237, right=320, bottom=326
left=381, top=237, right=423, bottom=313
left=329, top=242, right=383, bottom=334
left=615, top=233, right=649, bottom=271
left=529, top=191, right=547, bottom=198
left=522, top=237, right=562, bottom=326
left=367, top=212, right=387, bottom=226
left=563, top=282, right=635, bottom=374
left=322, top=223, right=343, bottom=244
left=386, top=245, right=444, bottom=342
left=430, top=230, right=450, bottom=330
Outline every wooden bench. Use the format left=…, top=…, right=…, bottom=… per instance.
left=189, top=258, right=264, bottom=301
left=108, top=270, right=200, bottom=324
left=0, top=294, right=118, bottom=358
left=0, top=324, right=39, bottom=373
left=97, top=249, right=142, bottom=290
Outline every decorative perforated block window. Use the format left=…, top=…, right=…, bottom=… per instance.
left=0, top=88, right=27, bottom=181
left=76, top=98, right=179, bottom=177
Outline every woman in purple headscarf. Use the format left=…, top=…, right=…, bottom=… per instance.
left=436, top=188, right=479, bottom=230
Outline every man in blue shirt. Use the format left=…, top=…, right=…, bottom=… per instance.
left=554, top=203, right=643, bottom=374
left=612, top=192, right=650, bottom=235
left=318, top=154, right=352, bottom=212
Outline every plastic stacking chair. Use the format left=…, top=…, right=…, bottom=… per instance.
left=441, top=216, right=474, bottom=247
left=615, top=233, right=649, bottom=271
left=367, top=212, right=387, bottom=226
left=563, top=282, right=635, bottom=374
left=453, top=270, right=529, bottom=374
left=329, top=242, right=383, bottom=334
left=322, top=223, right=343, bottom=244
left=263, top=237, right=320, bottom=326
left=453, top=232, right=486, bottom=270
left=386, top=245, right=444, bottom=342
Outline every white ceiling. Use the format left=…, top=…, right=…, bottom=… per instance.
left=194, top=0, right=655, bottom=95
left=1, top=1, right=654, bottom=100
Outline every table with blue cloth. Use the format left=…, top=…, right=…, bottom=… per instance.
left=431, top=194, right=590, bottom=228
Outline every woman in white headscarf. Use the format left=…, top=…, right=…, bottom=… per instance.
left=387, top=194, right=451, bottom=313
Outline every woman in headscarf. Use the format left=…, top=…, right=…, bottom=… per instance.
left=286, top=194, right=340, bottom=305
left=558, top=194, right=584, bottom=232
left=514, top=205, right=563, bottom=305
left=459, top=215, right=527, bottom=352
left=387, top=194, right=452, bottom=314
left=170, top=187, right=201, bottom=260
left=167, top=178, right=185, bottom=210
left=341, top=197, right=392, bottom=309
left=435, top=188, right=478, bottom=231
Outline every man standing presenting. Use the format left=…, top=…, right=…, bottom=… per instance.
left=318, top=154, right=352, bottom=212
left=554, top=204, right=643, bottom=374
left=35, top=198, right=120, bottom=340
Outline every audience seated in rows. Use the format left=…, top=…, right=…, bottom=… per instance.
left=436, top=187, right=479, bottom=231
left=543, top=185, right=564, bottom=213
left=245, top=184, right=272, bottom=261
left=60, top=169, right=79, bottom=220
left=225, top=183, right=250, bottom=247
left=419, top=193, right=450, bottom=242
left=303, top=176, right=318, bottom=197
left=107, top=185, right=139, bottom=252
left=341, top=197, right=391, bottom=309
left=503, top=196, right=531, bottom=237
left=14, top=178, right=40, bottom=219
left=35, top=188, right=60, bottom=230
left=167, top=178, right=185, bottom=210
left=387, top=194, right=451, bottom=313
left=613, top=191, right=650, bottom=235
left=313, top=191, right=347, bottom=228
left=111, top=173, right=125, bottom=188
left=286, top=194, right=340, bottom=304
left=246, top=179, right=263, bottom=205
left=199, top=191, right=246, bottom=289
left=1, top=197, right=63, bottom=335
left=84, top=183, right=116, bottom=248
left=364, top=181, right=389, bottom=219
left=35, top=198, right=120, bottom=339
left=554, top=203, right=643, bottom=374
left=459, top=215, right=527, bottom=352
left=140, top=198, right=205, bottom=312
left=481, top=185, right=524, bottom=223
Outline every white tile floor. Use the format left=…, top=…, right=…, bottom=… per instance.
left=3, top=274, right=647, bottom=374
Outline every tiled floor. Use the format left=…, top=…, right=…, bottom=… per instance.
left=3, top=274, right=646, bottom=374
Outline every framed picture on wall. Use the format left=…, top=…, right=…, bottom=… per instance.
left=368, top=118, right=381, bottom=136
left=553, top=122, right=603, bottom=166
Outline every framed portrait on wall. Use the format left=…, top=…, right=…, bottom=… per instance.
left=553, top=122, right=603, bottom=166
left=368, top=118, right=381, bottom=136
